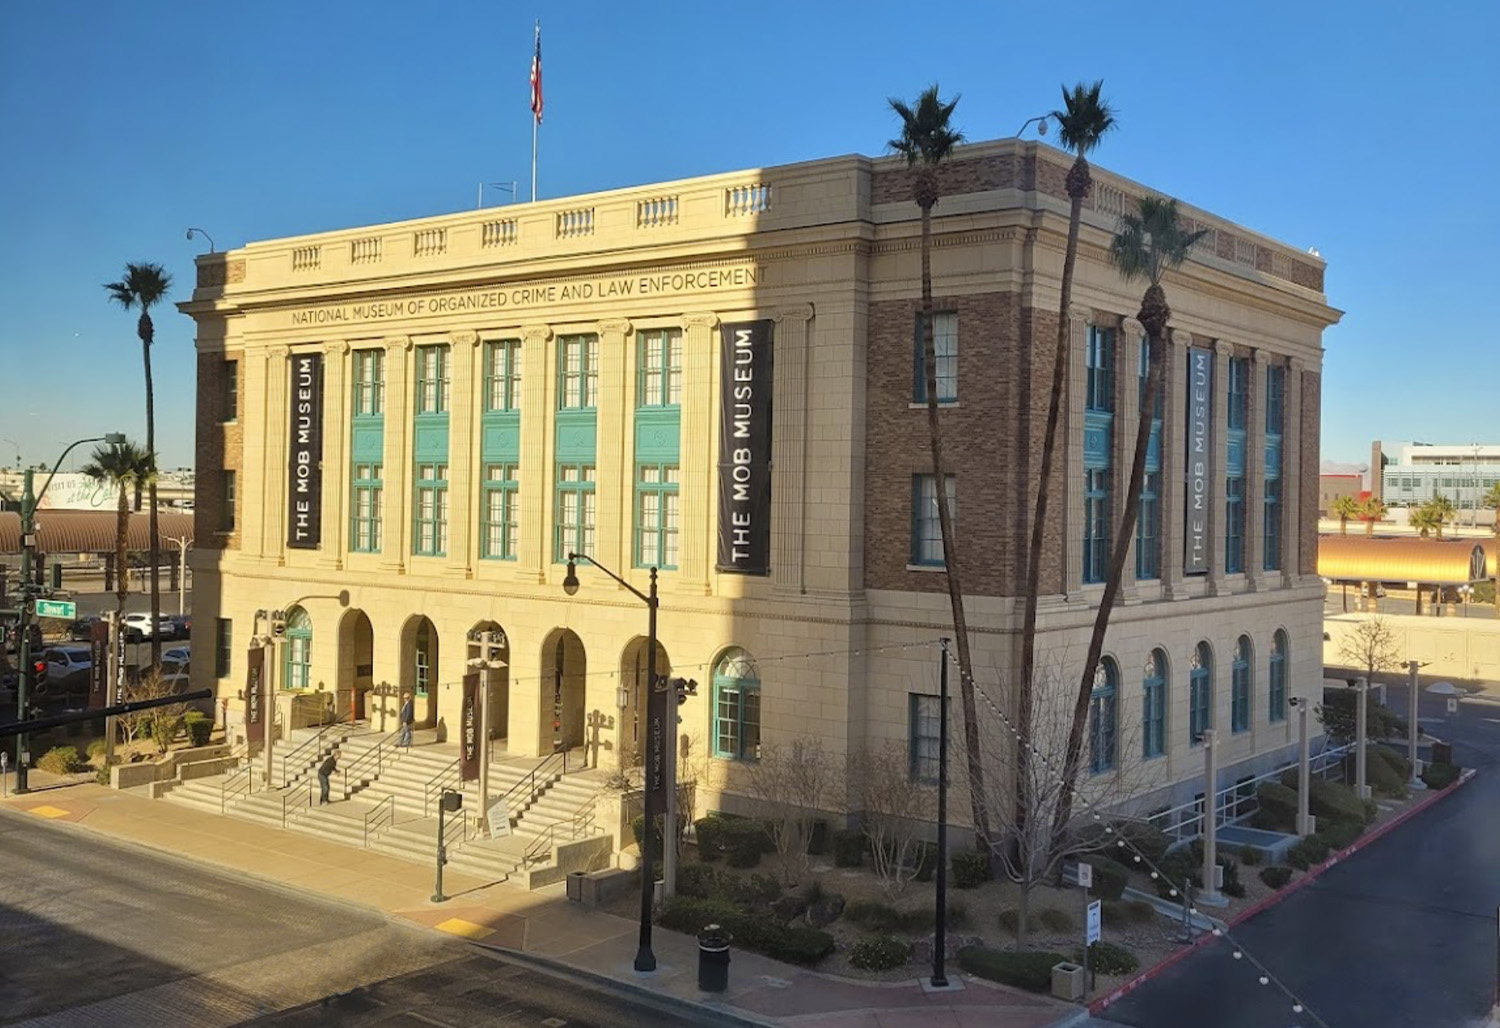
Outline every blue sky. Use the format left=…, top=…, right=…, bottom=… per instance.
left=1, top=0, right=1495, bottom=472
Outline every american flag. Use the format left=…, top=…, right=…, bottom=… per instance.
left=529, top=23, right=543, bottom=124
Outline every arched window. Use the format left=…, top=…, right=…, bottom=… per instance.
left=1231, top=635, right=1253, bottom=733
left=284, top=606, right=311, bottom=690
left=414, top=620, right=434, bottom=698
left=712, top=648, right=760, bottom=762
left=1090, top=658, right=1119, bottom=774
left=1190, top=642, right=1213, bottom=744
left=1269, top=630, right=1288, bottom=723
left=1142, top=648, right=1167, bottom=759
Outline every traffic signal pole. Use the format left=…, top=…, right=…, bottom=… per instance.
left=13, top=469, right=36, bottom=793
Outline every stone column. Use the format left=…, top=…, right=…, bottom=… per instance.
left=1117, top=319, right=1144, bottom=603
left=517, top=325, right=554, bottom=580
left=1162, top=329, right=1189, bottom=599
left=1062, top=306, right=1090, bottom=599
left=318, top=341, right=349, bottom=571
left=1208, top=340, right=1232, bottom=596
left=263, top=345, right=291, bottom=565
left=378, top=336, right=412, bottom=576
left=1246, top=350, right=1269, bottom=592
left=678, top=312, right=719, bottom=594
left=445, top=330, right=479, bottom=579
left=241, top=348, right=269, bottom=562
left=1284, top=358, right=1305, bottom=588
left=595, top=319, right=633, bottom=577
left=772, top=304, right=814, bottom=596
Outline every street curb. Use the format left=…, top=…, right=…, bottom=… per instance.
left=469, top=939, right=783, bottom=1028
left=1087, top=767, right=1479, bottom=1015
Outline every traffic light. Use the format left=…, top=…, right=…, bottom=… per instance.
left=50, top=563, right=62, bottom=590
left=32, top=656, right=47, bottom=691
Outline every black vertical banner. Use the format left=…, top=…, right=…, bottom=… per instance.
left=245, top=645, right=265, bottom=747
left=1184, top=346, right=1214, bottom=574
left=88, top=619, right=109, bottom=710
left=716, top=320, right=774, bottom=574
left=287, top=352, right=325, bottom=549
left=460, top=673, right=481, bottom=782
left=647, top=683, right=668, bottom=807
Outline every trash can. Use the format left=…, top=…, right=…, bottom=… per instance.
left=566, top=870, right=587, bottom=903
left=697, top=924, right=732, bottom=993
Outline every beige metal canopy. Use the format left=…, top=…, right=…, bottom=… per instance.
left=0, top=510, right=195, bottom=555
left=1317, top=535, right=1491, bottom=586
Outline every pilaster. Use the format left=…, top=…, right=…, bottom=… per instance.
left=1208, top=340, right=1231, bottom=596
left=772, top=304, right=814, bottom=595
left=445, top=330, right=479, bottom=579
left=1246, top=349, right=1269, bottom=591
left=678, top=312, right=719, bottom=594
left=517, top=325, right=554, bottom=580
left=1284, top=357, right=1305, bottom=588
left=1062, top=305, right=1090, bottom=599
left=378, top=336, right=412, bottom=575
left=318, top=341, right=350, bottom=570
left=1163, top=329, right=1189, bottom=599
left=263, top=345, right=291, bottom=566
left=595, top=318, right=633, bottom=577
left=241, top=348, right=269, bottom=562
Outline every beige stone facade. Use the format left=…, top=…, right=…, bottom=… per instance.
left=180, top=138, right=1340, bottom=820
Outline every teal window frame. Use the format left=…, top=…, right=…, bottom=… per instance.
left=283, top=607, right=311, bottom=690
left=909, top=693, right=940, bottom=784
left=415, top=345, right=450, bottom=414
left=1263, top=477, right=1282, bottom=571
left=554, top=463, right=597, bottom=561
left=1137, top=471, right=1160, bottom=580
left=1266, top=363, right=1285, bottom=435
left=1226, top=476, right=1246, bottom=573
left=414, top=621, right=434, bottom=698
left=481, top=463, right=520, bottom=561
left=484, top=339, right=523, bottom=413
left=1085, top=326, right=1114, bottom=413
left=1269, top=630, right=1288, bottom=722
left=558, top=334, right=600, bottom=410
left=1083, top=468, right=1110, bottom=583
left=712, top=649, right=761, bottom=762
left=911, top=474, right=955, bottom=567
left=1190, top=642, right=1213, bottom=744
left=635, top=463, right=680, bottom=569
left=1089, top=658, right=1119, bottom=774
left=413, top=462, right=449, bottom=557
left=637, top=329, right=683, bottom=408
left=350, top=462, right=383, bottom=553
left=913, top=311, right=958, bottom=403
left=1143, top=648, right=1167, bottom=759
left=352, top=348, right=385, bottom=416
left=1227, top=356, right=1249, bottom=431
left=1231, top=636, right=1252, bottom=733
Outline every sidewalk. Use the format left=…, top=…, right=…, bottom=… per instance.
left=1, top=772, right=1072, bottom=1028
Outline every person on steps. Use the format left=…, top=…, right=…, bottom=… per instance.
left=398, top=692, right=415, bottom=748
left=318, top=752, right=337, bottom=805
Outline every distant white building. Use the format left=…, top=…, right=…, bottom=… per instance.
left=1380, top=442, right=1500, bottom=511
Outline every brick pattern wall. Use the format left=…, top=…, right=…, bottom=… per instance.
left=1299, top=371, right=1321, bottom=575
left=194, top=351, right=242, bottom=550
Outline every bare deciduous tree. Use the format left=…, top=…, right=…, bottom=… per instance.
left=741, top=738, right=843, bottom=886
left=118, top=669, right=189, bottom=751
left=851, top=740, right=937, bottom=899
left=1337, top=615, right=1402, bottom=684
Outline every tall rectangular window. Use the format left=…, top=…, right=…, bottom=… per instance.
left=222, top=360, right=238, bottom=422
left=1227, top=356, right=1249, bottom=431
left=555, top=463, right=597, bottom=560
left=1264, top=362, right=1285, bottom=572
left=1083, top=468, right=1110, bottom=583
left=1085, top=326, right=1114, bottom=414
left=913, top=311, right=958, bottom=403
left=637, top=329, right=683, bottom=407
left=415, top=345, right=450, bottom=414
left=1142, top=652, right=1166, bottom=759
left=635, top=464, right=680, bottom=569
left=1137, top=471, right=1160, bottom=580
left=220, top=471, right=236, bottom=531
left=214, top=618, right=232, bottom=678
left=481, top=463, right=520, bottom=560
left=353, top=349, right=385, bottom=415
left=908, top=694, right=941, bottom=784
left=1263, top=478, right=1282, bottom=571
left=413, top=463, right=449, bottom=556
left=1226, top=476, right=1245, bottom=573
left=559, top=334, right=599, bottom=409
left=911, top=474, right=956, bottom=566
left=484, top=340, right=523, bottom=412
left=1266, top=363, right=1285, bottom=435
left=350, top=463, right=383, bottom=553
left=713, top=676, right=761, bottom=762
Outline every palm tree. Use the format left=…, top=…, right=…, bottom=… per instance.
left=1053, top=195, right=1206, bottom=836
left=888, top=86, right=991, bottom=850
left=1483, top=481, right=1500, bottom=536
left=1359, top=496, right=1386, bottom=537
left=1019, top=80, right=1116, bottom=825
left=1331, top=495, right=1360, bottom=535
left=81, top=440, right=155, bottom=614
left=1415, top=494, right=1456, bottom=538
left=105, top=262, right=173, bottom=669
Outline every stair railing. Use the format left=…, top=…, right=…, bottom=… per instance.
left=277, top=710, right=354, bottom=787
left=494, top=750, right=566, bottom=822
left=339, top=730, right=400, bottom=799
left=421, top=757, right=463, bottom=817
left=221, top=763, right=253, bottom=813
left=523, top=796, right=598, bottom=868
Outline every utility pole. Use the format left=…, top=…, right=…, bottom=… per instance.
left=1200, top=729, right=1222, bottom=904
left=14, top=469, right=36, bottom=793
left=1407, top=660, right=1426, bottom=790
left=1354, top=677, right=1371, bottom=799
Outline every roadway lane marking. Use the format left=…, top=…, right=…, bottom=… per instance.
left=434, top=917, right=495, bottom=941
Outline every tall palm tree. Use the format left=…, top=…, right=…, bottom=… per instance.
left=1331, top=495, right=1360, bottom=535
left=1359, top=496, right=1386, bottom=537
left=1053, top=195, right=1206, bottom=835
left=105, top=262, right=173, bottom=669
left=1019, top=80, right=1115, bottom=825
left=81, top=440, right=155, bottom=614
left=888, top=86, right=991, bottom=850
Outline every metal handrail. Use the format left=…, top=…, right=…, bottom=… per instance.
left=365, top=795, right=396, bottom=845
left=340, top=730, right=400, bottom=799
left=221, top=763, right=253, bottom=813
left=422, top=757, right=463, bottom=817
left=277, top=711, right=353, bottom=787
left=523, top=796, right=597, bottom=867
left=279, top=779, right=314, bottom=826
left=496, top=750, right=566, bottom=818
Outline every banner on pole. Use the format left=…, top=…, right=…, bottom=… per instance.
left=245, top=645, right=265, bottom=747
left=716, top=320, right=774, bottom=575
left=1184, top=346, right=1214, bottom=574
left=460, top=673, right=481, bottom=782
left=88, top=619, right=109, bottom=710
left=287, top=352, right=325, bottom=549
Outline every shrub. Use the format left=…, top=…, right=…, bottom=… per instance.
left=832, top=829, right=865, bottom=868
left=95, top=765, right=112, bottom=786
left=1304, top=777, right=1373, bottom=827
left=1259, top=866, right=1293, bottom=889
left=1255, top=782, right=1299, bottom=833
left=1153, top=848, right=1200, bottom=899
left=1237, top=845, right=1265, bottom=867
left=695, top=815, right=727, bottom=862
left=848, top=935, right=909, bottom=971
left=1286, top=836, right=1330, bottom=871
left=150, top=715, right=180, bottom=754
left=957, top=946, right=1068, bottom=993
left=722, top=818, right=772, bottom=868
left=659, top=896, right=742, bottom=933
left=1117, top=820, right=1171, bottom=866
left=1370, top=744, right=1413, bottom=781
left=997, top=908, right=1029, bottom=935
left=1356, top=749, right=1408, bottom=800
left=183, top=712, right=212, bottom=747
left=1037, top=908, right=1075, bottom=934
left=630, top=814, right=663, bottom=854
left=724, top=872, right=783, bottom=906
left=1318, top=818, right=1364, bottom=852
left=950, top=851, right=992, bottom=889
left=37, top=745, right=84, bottom=775
left=1083, top=855, right=1129, bottom=901
left=86, top=739, right=109, bottom=761
left=1103, top=899, right=1157, bottom=925
left=733, top=915, right=836, bottom=965
left=1081, top=940, right=1139, bottom=976
left=898, top=906, right=934, bottom=933
left=677, top=863, right=719, bottom=900
left=845, top=899, right=905, bottom=933
left=1423, top=762, right=1461, bottom=790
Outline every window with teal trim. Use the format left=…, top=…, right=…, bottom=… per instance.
left=635, top=463, right=679, bottom=569
left=413, top=462, right=449, bottom=556
left=1085, top=326, right=1114, bottom=413
left=1142, top=648, right=1167, bottom=759
left=712, top=648, right=760, bottom=761
left=481, top=463, right=519, bottom=560
left=1190, top=642, right=1213, bottom=744
left=415, top=345, right=450, bottom=414
left=1266, top=363, right=1285, bottom=434
left=414, top=621, right=434, bottom=698
left=284, top=606, right=311, bottom=690
left=909, top=693, right=940, bottom=784
left=637, top=329, right=682, bottom=407
left=1231, top=635, right=1252, bottom=733
left=350, top=462, right=382, bottom=553
left=559, top=334, right=599, bottom=409
left=1264, top=362, right=1285, bottom=572
left=1264, top=478, right=1282, bottom=571
left=1089, top=658, right=1119, bottom=774
left=1226, top=476, right=1245, bottom=573
left=913, top=312, right=958, bottom=403
left=1269, top=630, right=1288, bottom=722
left=1137, top=471, right=1160, bottom=580
left=1083, top=468, right=1110, bottom=583
left=353, top=349, right=384, bottom=415
left=1227, top=356, right=1249, bottom=431
left=555, top=463, right=596, bottom=560
left=911, top=474, right=955, bottom=566
left=484, top=340, right=523, bottom=412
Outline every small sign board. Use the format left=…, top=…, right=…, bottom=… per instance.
left=1447, top=697, right=1459, bottom=715
left=35, top=599, right=76, bottom=619
left=1087, top=900, right=1102, bottom=944
left=487, top=800, right=511, bottom=839
left=1077, top=862, right=1093, bottom=889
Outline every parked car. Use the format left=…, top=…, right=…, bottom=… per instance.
left=161, top=645, right=191, bottom=676
left=166, top=614, right=192, bottom=639
left=123, top=613, right=174, bottom=641
left=37, top=645, right=92, bottom=703
left=67, top=615, right=106, bottom=641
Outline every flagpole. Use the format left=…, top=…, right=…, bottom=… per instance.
left=531, top=116, right=538, bottom=203
left=530, top=19, right=540, bottom=203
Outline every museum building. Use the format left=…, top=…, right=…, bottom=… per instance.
left=180, top=135, right=1340, bottom=817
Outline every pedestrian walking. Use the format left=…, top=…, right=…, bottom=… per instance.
left=398, top=691, right=415, bottom=748
left=317, top=752, right=337, bottom=805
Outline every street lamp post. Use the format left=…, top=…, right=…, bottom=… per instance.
left=563, top=552, right=660, bottom=973
left=467, top=629, right=507, bottom=833
left=166, top=535, right=191, bottom=616
left=931, top=637, right=951, bottom=989
left=1289, top=697, right=1315, bottom=835
left=12, top=433, right=124, bottom=794
left=1353, top=677, right=1371, bottom=800
left=1407, top=660, right=1428, bottom=789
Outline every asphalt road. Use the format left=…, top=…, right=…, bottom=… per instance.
left=0, top=813, right=717, bottom=1028
left=1097, top=682, right=1500, bottom=1028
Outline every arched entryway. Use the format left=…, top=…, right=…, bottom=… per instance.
left=338, top=609, right=375, bottom=722
left=469, top=619, right=511, bottom=744
left=540, top=629, right=586, bottom=754
left=618, top=636, right=671, bottom=769
left=400, top=615, right=441, bottom=728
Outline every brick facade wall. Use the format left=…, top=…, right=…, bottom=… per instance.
left=194, top=351, right=242, bottom=550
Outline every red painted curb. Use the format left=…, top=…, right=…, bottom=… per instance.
left=1089, top=768, right=1478, bottom=1014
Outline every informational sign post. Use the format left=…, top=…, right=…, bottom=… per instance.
left=487, top=800, right=511, bottom=839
